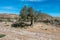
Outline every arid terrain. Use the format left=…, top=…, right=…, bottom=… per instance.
left=0, top=0, right=60, bottom=40
left=0, top=22, right=60, bottom=40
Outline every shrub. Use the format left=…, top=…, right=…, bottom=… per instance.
left=0, top=34, right=6, bottom=38
left=11, top=22, right=30, bottom=28
left=0, top=20, right=3, bottom=22
left=11, top=22, right=25, bottom=28
left=45, top=28, right=47, bottom=30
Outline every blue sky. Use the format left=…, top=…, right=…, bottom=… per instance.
left=0, top=0, right=60, bottom=17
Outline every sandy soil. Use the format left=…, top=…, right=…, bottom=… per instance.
left=0, top=22, right=60, bottom=40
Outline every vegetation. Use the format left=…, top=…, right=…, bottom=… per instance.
left=11, top=22, right=30, bottom=28
left=12, top=5, right=52, bottom=27
left=27, top=7, right=34, bottom=26
left=19, top=5, right=27, bottom=21
left=11, top=5, right=60, bottom=28
left=0, top=34, right=6, bottom=38
left=19, top=5, right=35, bottom=27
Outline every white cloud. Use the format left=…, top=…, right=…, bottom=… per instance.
left=30, top=0, right=43, bottom=1
left=20, top=0, right=44, bottom=2
left=3, top=6, right=14, bottom=10
left=0, top=6, right=18, bottom=10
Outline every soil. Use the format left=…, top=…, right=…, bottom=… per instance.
left=0, top=22, right=60, bottom=40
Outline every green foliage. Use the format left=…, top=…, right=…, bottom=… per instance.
left=45, top=28, right=47, bottom=30
left=27, top=7, right=35, bottom=26
left=20, top=5, right=27, bottom=21
left=27, top=7, right=34, bottom=16
left=14, top=5, right=53, bottom=28
left=11, top=22, right=30, bottom=28
left=0, top=34, right=6, bottom=38
left=19, top=6, right=45, bottom=22
left=0, top=19, right=3, bottom=22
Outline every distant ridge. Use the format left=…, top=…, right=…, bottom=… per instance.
left=0, top=13, right=19, bottom=19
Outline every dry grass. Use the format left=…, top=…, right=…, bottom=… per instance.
left=0, top=22, right=60, bottom=40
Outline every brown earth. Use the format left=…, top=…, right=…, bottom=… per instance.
left=0, top=14, right=19, bottom=19
left=0, top=22, right=60, bottom=40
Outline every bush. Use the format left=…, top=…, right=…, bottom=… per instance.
left=0, top=20, right=3, bottom=22
left=0, top=34, right=6, bottom=38
left=11, top=22, right=25, bottom=28
left=45, top=29, right=47, bottom=30
left=11, top=22, right=30, bottom=28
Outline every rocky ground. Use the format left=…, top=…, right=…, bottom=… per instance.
left=0, top=22, right=60, bottom=40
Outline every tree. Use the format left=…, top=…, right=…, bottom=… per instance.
left=19, top=5, right=27, bottom=21
left=27, top=7, right=35, bottom=26
left=19, top=5, right=35, bottom=27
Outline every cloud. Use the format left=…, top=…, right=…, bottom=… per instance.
left=20, top=0, right=44, bottom=2
left=0, top=6, right=18, bottom=10
left=3, top=6, right=14, bottom=10
left=0, top=6, right=19, bottom=14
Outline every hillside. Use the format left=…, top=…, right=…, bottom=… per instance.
left=54, top=17, right=60, bottom=20
left=37, top=13, right=53, bottom=20
left=0, top=13, right=19, bottom=22
left=0, top=13, right=60, bottom=40
left=0, top=13, right=60, bottom=26
left=0, top=22, right=60, bottom=40
left=0, top=13, right=19, bottom=19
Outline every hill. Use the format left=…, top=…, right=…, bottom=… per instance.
left=0, top=13, right=19, bottom=22
left=0, top=13, right=60, bottom=40
left=0, top=13, right=60, bottom=26
left=0, top=13, right=19, bottom=19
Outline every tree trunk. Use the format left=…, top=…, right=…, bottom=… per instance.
left=30, top=16, right=34, bottom=27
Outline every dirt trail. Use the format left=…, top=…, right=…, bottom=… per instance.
left=0, top=22, right=60, bottom=40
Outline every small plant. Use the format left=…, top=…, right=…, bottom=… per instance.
left=11, top=22, right=25, bottom=28
left=0, top=34, right=6, bottom=38
left=45, top=28, right=47, bottom=30
left=11, top=21, right=30, bottom=28
left=5, top=25, right=9, bottom=26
